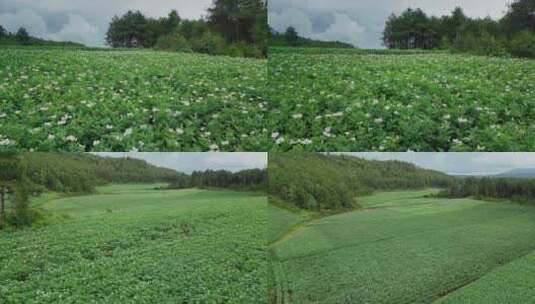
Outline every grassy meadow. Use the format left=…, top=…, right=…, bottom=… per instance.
left=268, top=48, right=535, bottom=151
left=0, top=184, right=267, bottom=303
left=269, top=190, right=535, bottom=303
left=0, top=48, right=267, bottom=151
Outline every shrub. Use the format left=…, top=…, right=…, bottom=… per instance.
left=453, top=32, right=478, bottom=53
left=154, top=33, right=192, bottom=53
left=476, top=32, right=509, bottom=57
left=509, top=31, right=535, bottom=58
left=438, top=36, right=452, bottom=50
left=191, top=31, right=226, bottom=55
left=225, top=42, right=263, bottom=58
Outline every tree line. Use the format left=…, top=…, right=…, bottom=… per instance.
left=269, top=26, right=354, bottom=48
left=269, top=153, right=454, bottom=211
left=438, top=177, right=535, bottom=206
left=383, top=0, right=535, bottom=57
left=167, top=168, right=267, bottom=191
left=106, top=0, right=267, bottom=58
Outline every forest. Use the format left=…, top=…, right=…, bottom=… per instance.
left=167, top=168, right=267, bottom=191
left=439, top=177, right=535, bottom=205
left=383, top=0, right=535, bottom=57
left=106, top=0, right=267, bottom=57
left=268, top=26, right=354, bottom=48
left=268, top=154, right=454, bottom=211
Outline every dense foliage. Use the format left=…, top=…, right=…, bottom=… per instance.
left=269, top=26, right=354, bottom=48
left=0, top=186, right=268, bottom=303
left=0, top=48, right=267, bottom=151
left=106, top=0, right=267, bottom=57
left=0, top=154, right=32, bottom=228
left=383, top=0, right=535, bottom=58
left=268, top=49, right=535, bottom=151
left=168, top=168, right=267, bottom=191
left=439, top=177, right=535, bottom=205
left=268, top=153, right=453, bottom=211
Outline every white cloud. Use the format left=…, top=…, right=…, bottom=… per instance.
left=310, top=13, right=365, bottom=47
left=268, top=7, right=314, bottom=36
left=269, top=8, right=366, bottom=47
left=0, top=9, right=48, bottom=36
left=47, top=14, right=99, bottom=45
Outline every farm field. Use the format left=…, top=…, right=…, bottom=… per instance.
left=0, top=185, right=267, bottom=303
left=268, top=48, right=535, bottom=151
left=437, top=250, right=535, bottom=303
left=0, top=48, right=267, bottom=151
left=269, top=190, right=535, bottom=303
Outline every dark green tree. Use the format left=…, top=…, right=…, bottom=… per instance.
left=0, top=25, right=7, bottom=38
left=15, top=27, right=30, bottom=44
left=106, top=10, right=148, bottom=47
left=162, top=10, right=181, bottom=34
left=501, top=0, right=535, bottom=35
left=0, top=154, right=31, bottom=229
left=207, top=0, right=266, bottom=43
left=284, top=26, right=299, bottom=46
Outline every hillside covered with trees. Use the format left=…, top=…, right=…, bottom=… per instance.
left=269, top=26, right=354, bottom=48
left=106, top=0, right=267, bottom=57
left=268, top=153, right=454, bottom=211
left=383, top=0, right=535, bottom=58
left=0, top=25, right=84, bottom=47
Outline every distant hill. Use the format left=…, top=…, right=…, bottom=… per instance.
left=0, top=26, right=85, bottom=48
left=269, top=29, right=354, bottom=49
left=494, top=168, right=535, bottom=179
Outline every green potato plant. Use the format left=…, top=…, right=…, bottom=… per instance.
left=0, top=48, right=268, bottom=151
left=268, top=48, right=535, bottom=151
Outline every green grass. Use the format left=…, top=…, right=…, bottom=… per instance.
left=0, top=48, right=267, bottom=151
left=437, top=251, right=535, bottom=303
left=0, top=184, right=267, bottom=303
left=359, top=188, right=440, bottom=208
left=268, top=49, right=535, bottom=151
left=95, top=183, right=168, bottom=194
left=269, top=190, right=535, bottom=303
left=268, top=204, right=301, bottom=243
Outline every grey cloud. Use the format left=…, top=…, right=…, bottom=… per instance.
left=0, top=0, right=212, bottom=46
left=269, top=0, right=510, bottom=48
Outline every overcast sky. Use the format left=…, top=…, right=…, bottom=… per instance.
left=345, top=153, right=535, bottom=176
left=0, top=0, right=212, bottom=46
left=93, top=153, right=267, bottom=174
left=269, top=0, right=510, bottom=48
